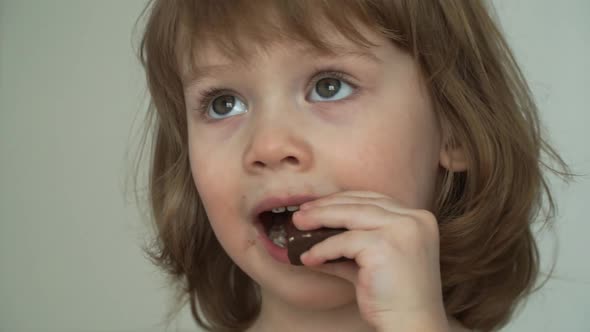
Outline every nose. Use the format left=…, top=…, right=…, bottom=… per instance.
left=242, top=112, right=313, bottom=174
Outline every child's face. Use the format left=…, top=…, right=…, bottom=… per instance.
left=183, top=25, right=447, bottom=309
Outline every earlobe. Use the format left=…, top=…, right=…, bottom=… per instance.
left=439, top=144, right=468, bottom=172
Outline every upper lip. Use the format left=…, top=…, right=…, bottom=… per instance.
left=252, top=194, right=319, bottom=221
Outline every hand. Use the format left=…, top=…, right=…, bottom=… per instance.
left=293, top=191, right=450, bottom=331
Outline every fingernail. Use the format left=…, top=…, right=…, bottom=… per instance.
left=294, top=210, right=305, bottom=218
left=300, top=251, right=309, bottom=262
left=299, top=203, right=311, bottom=210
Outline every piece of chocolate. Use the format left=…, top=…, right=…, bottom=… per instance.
left=285, top=220, right=349, bottom=265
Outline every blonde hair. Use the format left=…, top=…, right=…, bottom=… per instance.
left=131, top=0, right=572, bottom=331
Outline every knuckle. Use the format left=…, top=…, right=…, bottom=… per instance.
left=415, top=209, right=440, bottom=238
left=406, top=209, right=439, bottom=231
left=414, top=209, right=437, bottom=224
left=400, top=220, right=422, bottom=241
left=393, top=215, right=435, bottom=249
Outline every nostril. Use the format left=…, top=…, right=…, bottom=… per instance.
left=283, top=156, right=298, bottom=165
left=250, top=156, right=299, bottom=170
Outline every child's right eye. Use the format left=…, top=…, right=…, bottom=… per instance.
left=197, top=88, right=248, bottom=120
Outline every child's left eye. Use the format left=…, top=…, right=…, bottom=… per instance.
left=308, top=73, right=355, bottom=102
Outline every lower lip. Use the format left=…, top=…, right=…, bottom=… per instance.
left=255, top=221, right=290, bottom=264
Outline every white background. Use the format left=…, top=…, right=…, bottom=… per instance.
left=1, top=0, right=588, bottom=331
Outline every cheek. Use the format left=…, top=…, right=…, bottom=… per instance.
left=189, top=144, right=238, bottom=223
left=335, top=138, right=415, bottom=199
left=327, top=115, right=441, bottom=209
left=189, top=150, right=251, bottom=255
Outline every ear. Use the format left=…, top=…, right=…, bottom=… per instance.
left=439, top=142, right=468, bottom=172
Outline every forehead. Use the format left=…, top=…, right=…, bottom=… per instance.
left=178, top=22, right=385, bottom=86
left=173, top=0, right=395, bottom=83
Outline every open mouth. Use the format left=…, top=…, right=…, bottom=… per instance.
left=258, top=205, right=300, bottom=248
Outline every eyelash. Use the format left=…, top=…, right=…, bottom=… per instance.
left=194, top=70, right=357, bottom=119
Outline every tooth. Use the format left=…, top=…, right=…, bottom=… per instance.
left=286, top=205, right=299, bottom=212
left=269, top=223, right=287, bottom=248
left=272, top=207, right=286, bottom=213
left=271, top=235, right=286, bottom=248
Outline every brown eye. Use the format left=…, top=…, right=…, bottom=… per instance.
left=211, top=95, right=235, bottom=115
left=205, top=94, right=247, bottom=119
left=315, top=78, right=341, bottom=98
left=308, top=75, right=354, bottom=102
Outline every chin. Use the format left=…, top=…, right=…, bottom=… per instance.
left=232, top=242, right=358, bottom=311
left=267, top=271, right=357, bottom=310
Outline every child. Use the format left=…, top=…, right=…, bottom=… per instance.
left=133, top=0, right=571, bottom=331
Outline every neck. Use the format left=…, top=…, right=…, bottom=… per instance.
left=248, top=289, right=374, bottom=332
left=246, top=289, right=469, bottom=332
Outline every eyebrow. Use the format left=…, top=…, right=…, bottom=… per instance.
left=182, top=46, right=382, bottom=89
